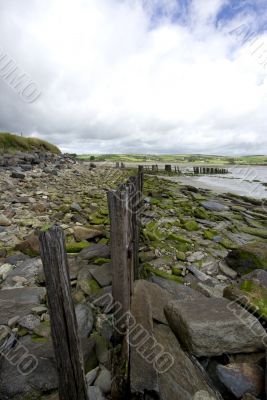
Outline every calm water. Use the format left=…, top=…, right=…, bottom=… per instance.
left=175, top=166, right=267, bottom=199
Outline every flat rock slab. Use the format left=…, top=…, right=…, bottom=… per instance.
left=3, top=257, right=42, bottom=287
left=149, top=276, right=205, bottom=301
left=89, top=263, right=112, bottom=287
left=201, top=201, right=229, bottom=212
left=165, top=297, right=266, bottom=357
left=0, top=287, right=46, bottom=325
left=0, top=336, right=58, bottom=399
left=79, top=244, right=110, bottom=260
left=155, top=324, right=222, bottom=400
left=135, top=279, right=176, bottom=324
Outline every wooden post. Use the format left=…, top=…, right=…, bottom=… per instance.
left=108, top=187, right=132, bottom=342
left=39, top=226, right=88, bottom=400
left=165, top=164, right=172, bottom=173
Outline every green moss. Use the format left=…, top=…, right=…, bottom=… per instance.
left=226, top=242, right=267, bottom=274
left=219, top=238, right=238, bottom=250
left=203, top=229, right=217, bottom=240
left=172, top=267, right=183, bottom=276
left=194, top=207, right=209, bottom=219
left=40, top=223, right=52, bottom=232
left=66, top=241, right=91, bottom=253
left=142, top=227, right=166, bottom=242
left=240, top=226, right=267, bottom=239
left=168, top=233, right=192, bottom=244
left=183, top=220, right=199, bottom=231
left=88, top=279, right=101, bottom=294
left=98, top=237, right=109, bottom=245
left=240, top=280, right=267, bottom=320
left=31, top=334, right=49, bottom=344
left=176, top=251, right=186, bottom=261
left=18, top=327, right=28, bottom=336
left=144, top=263, right=183, bottom=283
left=94, top=257, right=111, bottom=265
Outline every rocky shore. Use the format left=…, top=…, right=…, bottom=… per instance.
left=0, top=156, right=267, bottom=399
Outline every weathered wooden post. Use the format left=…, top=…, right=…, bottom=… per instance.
left=165, top=164, right=172, bottom=173
left=108, top=186, right=132, bottom=341
left=39, top=226, right=88, bottom=400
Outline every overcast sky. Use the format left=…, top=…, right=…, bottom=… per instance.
left=0, top=0, right=267, bottom=155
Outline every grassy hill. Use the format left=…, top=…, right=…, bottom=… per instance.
left=77, top=153, right=267, bottom=165
left=0, top=132, right=61, bottom=154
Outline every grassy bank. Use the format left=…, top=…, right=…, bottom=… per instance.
left=0, top=132, right=61, bottom=154
left=77, top=154, right=267, bottom=165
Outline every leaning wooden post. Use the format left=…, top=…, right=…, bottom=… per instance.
left=39, top=226, right=88, bottom=400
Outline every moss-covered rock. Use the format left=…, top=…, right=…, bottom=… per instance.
left=183, top=220, right=199, bottom=232
left=143, top=263, right=183, bottom=283
left=93, top=257, right=111, bottom=265
left=219, top=238, right=238, bottom=250
left=176, top=251, right=186, bottom=261
left=194, top=207, right=209, bottom=219
left=66, top=241, right=91, bottom=253
left=78, top=278, right=101, bottom=296
left=168, top=233, right=192, bottom=244
left=203, top=229, right=218, bottom=240
left=225, top=242, right=267, bottom=274
left=240, top=226, right=267, bottom=239
left=240, top=279, right=267, bottom=320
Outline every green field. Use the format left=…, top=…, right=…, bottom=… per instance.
left=0, top=132, right=61, bottom=154
left=77, top=154, right=267, bottom=165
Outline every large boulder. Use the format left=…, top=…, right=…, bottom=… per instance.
left=224, top=269, right=267, bottom=322
left=155, top=324, right=222, bottom=400
left=225, top=242, right=267, bottom=275
left=165, top=297, right=266, bottom=357
left=0, top=336, right=58, bottom=399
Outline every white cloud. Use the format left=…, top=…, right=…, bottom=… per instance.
left=0, top=0, right=267, bottom=154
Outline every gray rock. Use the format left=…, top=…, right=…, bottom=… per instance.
left=193, top=391, right=218, bottom=400
left=75, top=303, right=94, bottom=338
left=94, top=368, right=111, bottom=394
left=89, top=263, right=112, bottom=287
left=0, top=287, right=46, bottom=325
left=11, top=171, right=25, bottom=179
left=219, top=261, right=237, bottom=279
left=86, top=366, right=99, bottom=386
left=149, top=275, right=205, bottom=300
left=154, top=324, right=222, bottom=400
left=0, top=336, right=58, bottom=399
left=87, top=386, right=106, bottom=400
left=216, top=363, right=264, bottom=398
left=0, top=214, right=11, bottom=226
left=3, top=257, right=42, bottom=287
left=71, top=202, right=82, bottom=212
left=165, top=297, right=266, bottom=357
left=201, top=201, right=229, bottom=212
left=18, top=314, right=40, bottom=331
left=79, top=244, right=110, bottom=261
